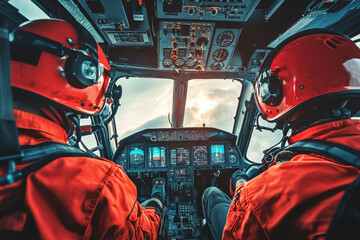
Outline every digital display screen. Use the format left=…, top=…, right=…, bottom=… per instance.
left=193, top=146, right=208, bottom=166
left=175, top=168, right=187, bottom=176
left=170, top=149, right=177, bottom=165
left=211, top=144, right=225, bottom=165
left=176, top=147, right=190, bottom=166
left=148, top=146, right=167, bottom=168
left=129, top=146, right=145, bottom=168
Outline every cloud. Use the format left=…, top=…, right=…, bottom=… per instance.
left=115, top=78, right=173, bottom=139
left=184, top=79, right=241, bottom=132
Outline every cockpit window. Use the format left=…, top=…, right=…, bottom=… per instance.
left=115, top=77, right=173, bottom=139
left=184, top=79, right=242, bottom=132
left=246, top=117, right=283, bottom=163
left=8, top=0, right=50, bottom=20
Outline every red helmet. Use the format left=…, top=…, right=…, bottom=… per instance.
left=11, top=19, right=111, bottom=115
left=254, top=30, right=360, bottom=122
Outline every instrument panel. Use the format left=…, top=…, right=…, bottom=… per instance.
left=113, top=127, right=243, bottom=239
left=114, top=127, right=243, bottom=171
left=122, top=142, right=240, bottom=171
left=158, top=22, right=241, bottom=72
left=158, top=21, right=215, bottom=71
left=206, top=28, right=241, bottom=71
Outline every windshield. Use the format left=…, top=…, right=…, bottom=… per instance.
left=115, top=78, right=173, bottom=139
left=115, top=78, right=242, bottom=140
left=184, top=79, right=242, bottom=132
left=246, top=117, right=283, bottom=163
left=8, top=0, right=49, bottom=20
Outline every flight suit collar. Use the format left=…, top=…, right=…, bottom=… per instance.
left=288, top=118, right=360, bottom=145
left=13, top=109, right=68, bottom=144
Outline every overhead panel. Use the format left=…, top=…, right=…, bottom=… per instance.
left=58, top=0, right=104, bottom=43
left=159, top=21, right=215, bottom=71
left=77, top=0, right=153, bottom=46
left=77, top=0, right=130, bottom=29
left=206, top=28, right=241, bottom=71
left=156, top=0, right=261, bottom=22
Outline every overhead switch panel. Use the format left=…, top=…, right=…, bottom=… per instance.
left=156, top=0, right=261, bottom=21
left=158, top=21, right=215, bottom=71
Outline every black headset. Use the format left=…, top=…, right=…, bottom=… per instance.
left=10, top=25, right=103, bottom=89
left=256, top=29, right=346, bottom=107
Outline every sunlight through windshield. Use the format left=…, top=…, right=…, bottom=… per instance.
left=115, top=78, right=242, bottom=140
left=9, top=0, right=49, bottom=20
left=184, top=79, right=242, bottom=132
left=115, top=78, right=173, bottom=140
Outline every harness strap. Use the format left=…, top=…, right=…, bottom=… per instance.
left=0, top=141, right=92, bottom=186
left=0, top=142, right=93, bottom=239
left=283, top=139, right=360, bottom=167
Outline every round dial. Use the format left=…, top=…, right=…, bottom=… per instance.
left=210, top=62, right=224, bottom=70
left=216, top=31, right=235, bottom=47
left=174, top=58, right=186, bottom=68
left=186, top=58, right=196, bottom=68
left=194, top=146, right=207, bottom=161
left=212, top=49, right=229, bottom=62
left=162, top=58, right=173, bottom=68
left=229, top=154, right=237, bottom=164
left=129, top=147, right=145, bottom=167
left=194, top=146, right=208, bottom=166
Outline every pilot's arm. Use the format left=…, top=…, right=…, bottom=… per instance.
left=224, top=170, right=268, bottom=239
left=87, top=165, right=162, bottom=239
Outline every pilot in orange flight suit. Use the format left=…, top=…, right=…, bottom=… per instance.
left=202, top=30, right=360, bottom=239
left=0, top=19, right=163, bottom=239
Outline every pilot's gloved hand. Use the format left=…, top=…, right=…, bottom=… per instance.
left=142, top=177, right=166, bottom=217
left=230, top=170, right=248, bottom=194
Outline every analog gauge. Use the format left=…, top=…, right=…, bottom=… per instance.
left=216, top=31, right=235, bottom=47
left=193, top=146, right=208, bottom=166
left=213, top=48, right=229, bottom=62
left=210, top=62, right=224, bottom=70
left=162, top=58, right=173, bottom=68
left=229, top=154, right=237, bottom=164
left=174, top=58, right=186, bottom=68
left=186, top=58, right=196, bottom=68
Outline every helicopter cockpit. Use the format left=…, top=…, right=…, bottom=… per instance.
left=1, top=0, right=360, bottom=239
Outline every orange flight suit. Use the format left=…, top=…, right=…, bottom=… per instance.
left=0, top=109, right=161, bottom=239
left=223, top=119, right=360, bottom=239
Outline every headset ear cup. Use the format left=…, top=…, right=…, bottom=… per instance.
left=65, top=51, right=99, bottom=89
left=259, top=73, right=282, bottom=106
